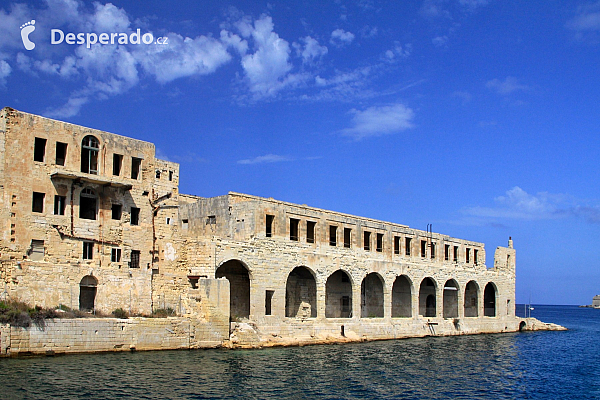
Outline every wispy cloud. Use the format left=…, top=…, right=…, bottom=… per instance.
left=462, top=186, right=600, bottom=225
left=237, top=154, right=292, bottom=165
left=340, top=103, right=415, bottom=140
left=330, top=29, right=355, bottom=47
left=486, top=76, right=529, bottom=95
left=566, top=1, right=600, bottom=32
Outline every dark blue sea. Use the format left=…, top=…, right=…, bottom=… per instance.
left=0, top=305, right=598, bottom=399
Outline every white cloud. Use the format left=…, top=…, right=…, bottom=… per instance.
left=463, top=186, right=600, bottom=224
left=330, top=29, right=355, bottom=46
left=238, top=154, right=292, bottom=165
left=458, top=0, right=489, bottom=10
left=432, top=35, right=449, bottom=47
left=0, top=59, right=11, bottom=85
left=295, top=36, right=328, bottom=64
left=566, top=2, right=600, bottom=31
left=486, top=76, right=529, bottom=95
left=340, top=103, right=415, bottom=140
left=45, top=96, right=88, bottom=118
left=384, top=42, right=411, bottom=61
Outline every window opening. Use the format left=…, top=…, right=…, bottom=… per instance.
left=130, top=250, right=140, bottom=268
left=474, top=249, right=479, bottom=265
left=421, top=240, right=427, bottom=258
left=266, top=214, right=274, bottom=237
left=168, top=171, right=173, bottom=181
left=30, top=240, right=44, bottom=261
left=131, top=157, right=142, bottom=179
left=113, top=154, right=123, bottom=176
left=453, top=246, right=459, bottom=262
left=111, top=204, right=122, bottom=220
left=329, top=225, right=337, bottom=246
left=111, top=248, right=121, bottom=262
left=344, top=227, right=352, bottom=248
left=206, top=215, right=216, bottom=225
left=290, top=218, right=300, bottom=241
left=182, top=219, right=189, bottom=230
left=394, top=236, right=400, bottom=255
left=130, top=207, right=140, bottom=225
left=81, top=135, right=99, bottom=174
left=55, top=142, right=67, bottom=166
left=79, top=188, right=97, bottom=220
left=54, top=195, right=66, bottom=215
left=466, top=248, right=471, bottom=263
left=155, top=170, right=161, bottom=179
left=364, top=231, right=371, bottom=251
left=405, top=237, right=412, bottom=256
left=34, top=137, right=46, bottom=162
left=445, top=244, right=450, bottom=261
left=265, top=290, right=274, bottom=316
left=83, top=241, right=94, bottom=260
left=431, top=242, right=436, bottom=259
left=376, top=233, right=384, bottom=252
left=32, top=192, right=45, bottom=213
left=307, top=221, right=316, bottom=243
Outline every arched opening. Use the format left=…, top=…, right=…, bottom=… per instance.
left=81, top=135, right=100, bottom=174
left=79, top=275, right=97, bottom=311
left=216, top=260, right=250, bottom=320
left=464, top=281, right=479, bottom=317
left=325, top=270, right=352, bottom=318
left=484, top=282, right=497, bottom=317
left=392, top=275, right=412, bottom=318
left=285, top=266, right=317, bottom=318
left=519, top=321, right=527, bottom=331
left=361, top=273, right=384, bottom=318
left=419, top=277, right=437, bottom=317
left=443, top=279, right=459, bottom=318
left=79, top=188, right=97, bottom=220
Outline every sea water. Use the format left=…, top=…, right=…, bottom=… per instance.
left=0, top=305, right=598, bottom=399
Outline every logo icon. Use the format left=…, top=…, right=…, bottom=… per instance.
left=20, top=20, right=36, bottom=50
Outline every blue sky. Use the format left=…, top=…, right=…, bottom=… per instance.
left=1, top=0, right=599, bottom=305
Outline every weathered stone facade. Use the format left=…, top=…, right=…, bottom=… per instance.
left=0, top=107, right=530, bottom=349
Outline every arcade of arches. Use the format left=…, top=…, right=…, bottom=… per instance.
left=215, top=260, right=500, bottom=321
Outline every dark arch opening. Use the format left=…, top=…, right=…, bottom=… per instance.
left=464, top=281, right=479, bottom=317
left=79, top=275, right=97, bottom=311
left=419, top=277, right=437, bottom=317
left=484, top=282, right=497, bottom=317
left=285, top=266, right=317, bottom=318
left=392, top=275, right=412, bottom=318
left=81, top=135, right=100, bottom=174
left=216, top=260, right=250, bottom=320
left=519, top=321, right=527, bottom=331
left=361, top=273, right=384, bottom=318
left=443, top=279, right=459, bottom=318
left=325, top=270, right=352, bottom=318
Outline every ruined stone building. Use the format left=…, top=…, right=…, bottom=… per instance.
left=0, top=107, right=522, bottom=343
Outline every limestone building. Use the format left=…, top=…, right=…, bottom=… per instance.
left=0, top=107, right=521, bottom=343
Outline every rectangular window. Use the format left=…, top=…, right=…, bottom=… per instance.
left=290, top=218, right=300, bottom=241
left=34, top=137, right=46, bottom=162
left=79, top=192, right=97, bottom=220
left=453, top=246, right=459, bottom=262
left=474, top=249, right=479, bottom=265
left=111, top=248, right=122, bottom=262
left=113, top=154, right=123, bottom=176
left=445, top=244, right=450, bottom=261
left=266, top=214, right=274, bottom=237
left=168, top=171, right=173, bottom=181
left=30, top=239, right=44, bottom=261
left=130, top=207, right=140, bottom=225
left=55, top=142, right=67, bottom=166
left=131, top=157, right=142, bottom=179
left=307, top=221, right=316, bottom=243
left=130, top=250, right=140, bottom=268
left=421, top=240, right=427, bottom=258
left=466, top=248, right=471, bottom=263
left=376, top=233, right=384, bottom=252
left=54, top=195, right=66, bottom=215
left=343, top=227, right=352, bottom=248
left=32, top=192, right=45, bottom=213
left=363, top=231, right=371, bottom=251
left=182, top=219, right=189, bottom=230
left=394, top=236, right=400, bottom=255
left=329, top=225, right=337, bottom=246
left=111, top=204, right=122, bottom=220
left=265, top=290, right=274, bottom=316
left=83, top=241, right=94, bottom=260
left=431, top=242, right=436, bottom=259
left=405, top=238, right=412, bottom=256
left=206, top=215, right=216, bottom=225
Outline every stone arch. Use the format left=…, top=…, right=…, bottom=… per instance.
left=443, top=279, right=459, bottom=318
left=392, top=275, right=412, bottom=318
left=484, top=282, right=497, bottom=317
left=81, top=135, right=100, bottom=174
left=464, top=280, right=479, bottom=317
left=325, top=270, right=353, bottom=318
left=216, top=259, right=251, bottom=320
left=361, top=272, right=384, bottom=318
left=285, top=266, right=317, bottom=318
left=419, top=277, right=437, bottom=317
left=79, top=275, right=98, bottom=311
